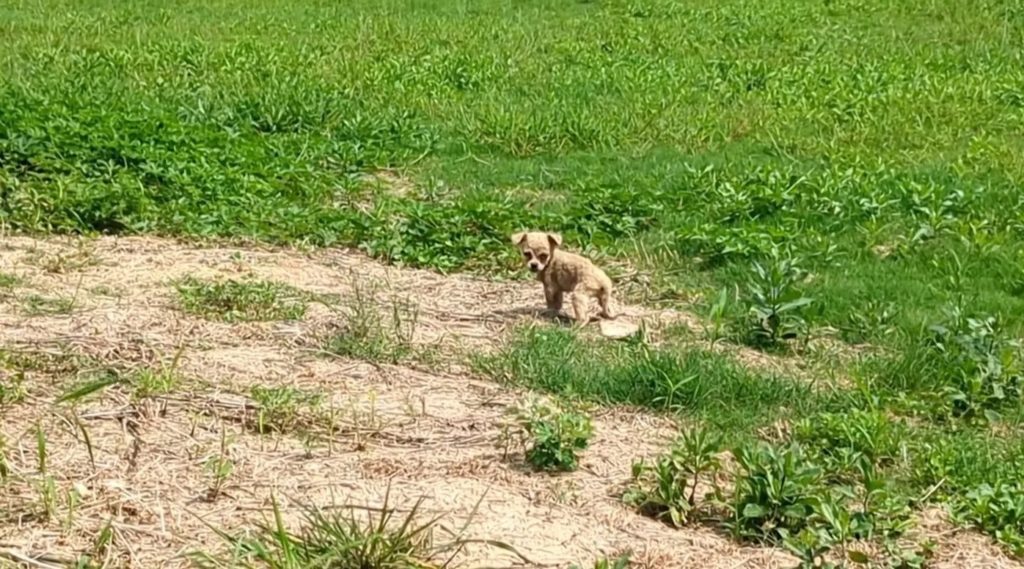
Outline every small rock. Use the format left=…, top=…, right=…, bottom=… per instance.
left=599, top=319, right=640, bottom=340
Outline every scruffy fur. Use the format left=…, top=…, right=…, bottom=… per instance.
left=511, top=231, right=614, bottom=324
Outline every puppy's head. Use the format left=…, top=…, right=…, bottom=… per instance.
left=511, top=231, right=562, bottom=274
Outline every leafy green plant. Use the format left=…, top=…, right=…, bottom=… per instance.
left=175, top=277, right=307, bottom=322
left=728, top=442, right=823, bottom=543
left=499, top=396, right=593, bottom=472
left=926, top=308, right=1023, bottom=422
left=738, top=251, right=813, bottom=349
left=953, top=482, right=1024, bottom=556
left=625, top=428, right=723, bottom=527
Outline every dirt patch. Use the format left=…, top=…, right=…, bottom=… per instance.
left=0, top=236, right=1019, bottom=568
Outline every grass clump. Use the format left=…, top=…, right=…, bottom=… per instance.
left=249, top=386, right=324, bottom=435
left=193, top=493, right=456, bottom=569
left=0, top=272, right=22, bottom=290
left=20, top=293, right=75, bottom=316
left=175, top=277, right=307, bottom=322
left=793, top=410, right=907, bottom=481
left=499, top=396, right=593, bottom=472
left=324, top=283, right=418, bottom=364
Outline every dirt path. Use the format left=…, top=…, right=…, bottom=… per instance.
left=0, top=236, right=1017, bottom=568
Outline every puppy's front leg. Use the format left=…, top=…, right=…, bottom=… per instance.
left=544, top=285, right=563, bottom=316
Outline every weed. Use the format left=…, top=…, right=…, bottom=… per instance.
left=953, top=482, right=1024, bottom=556
left=204, top=429, right=234, bottom=501
left=875, top=306, right=1024, bottom=423
left=21, top=293, right=75, bottom=316
left=0, top=434, right=9, bottom=481
left=0, top=369, right=26, bottom=406
left=927, top=309, right=1023, bottom=422
left=705, top=286, right=732, bottom=345
left=192, top=491, right=469, bottom=568
left=131, top=366, right=181, bottom=399
left=570, top=553, right=632, bottom=569
left=175, top=277, right=307, bottom=322
left=883, top=540, right=934, bottom=569
left=839, top=300, right=900, bottom=345
left=727, top=442, right=823, bottom=544
left=499, top=396, right=593, bottom=472
left=325, top=282, right=418, bottom=364
left=737, top=250, right=813, bottom=349
left=131, top=349, right=187, bottom=399
left=248, top=385, right=324, bottom=435
left=625, top=428, right=723, bottom=527
left=88, top=285, right=121, bottom=298
left=28, top=245, right=98, bottom=274
left=793, top=410, right=905, bottom=479
left=35, top=422, right=47, bottom=475
left=81, top=519, right=115, bottom=568
left=37, top=474, right=57, bottom=521
left=58, top=371, right=122, bottom=404
left=0, top=272, right=22, bottom=290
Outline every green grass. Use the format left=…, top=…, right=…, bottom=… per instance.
left=4, top=0, right=1024, bottom=559
left=191, top=493, right=475, bottom=569
left=20, top=293, right=75, bottom=316
left=476, top=325, right=827, bottom=436
left=175, top=277, right=307, bottom=322
left=0, top=273, right=22, bottom=290
left=2, top=0, right=1023, bottom=345
left=478, top=324, right=1024, bottom=557
left=323, top=284, right=419, bottom=364
left=248, top=385, right=324, bottom=434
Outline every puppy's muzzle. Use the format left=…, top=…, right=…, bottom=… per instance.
left=528, top=262, right=541, bottom=273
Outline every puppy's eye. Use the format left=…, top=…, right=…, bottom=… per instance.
left=523, top=252, right=532, bottom=259
left=538, top=253, right=548, bottom=261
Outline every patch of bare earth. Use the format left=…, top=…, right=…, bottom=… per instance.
left=0, top=236, right=1019, bottom=568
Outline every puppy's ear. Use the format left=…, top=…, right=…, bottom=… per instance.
left=511, top=232, right=526, bottom=245
left=546, top=233, right=563, bottom=248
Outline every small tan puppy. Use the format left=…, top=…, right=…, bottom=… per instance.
left=511, top=231, right=615, bottom=324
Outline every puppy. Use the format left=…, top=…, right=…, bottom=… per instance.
left=511, top=231, right=614, bottom=324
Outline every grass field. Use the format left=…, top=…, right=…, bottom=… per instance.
left=3, top=0, right=1024, bottom=567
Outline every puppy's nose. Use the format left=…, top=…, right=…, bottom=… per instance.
left=528, top=263, right=540, bottom=272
